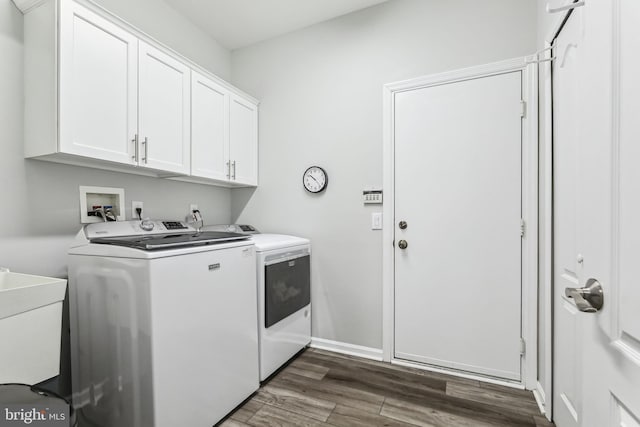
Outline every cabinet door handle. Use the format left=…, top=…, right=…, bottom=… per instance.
left=132, top=134, right=138, bottom=162
left=142, top=137, right=148, bottom=164
left=232, top=160, right=236, bottom=180
left=226, top=161, right=230, bottom=179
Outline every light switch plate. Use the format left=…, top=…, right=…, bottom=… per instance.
left=371, top=212, right=383, bottom=230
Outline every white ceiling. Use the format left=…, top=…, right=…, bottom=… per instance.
left=163, top=0, right=390, bottom=50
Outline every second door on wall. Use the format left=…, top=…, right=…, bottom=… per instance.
left=394, top=72, right=524, bottom=381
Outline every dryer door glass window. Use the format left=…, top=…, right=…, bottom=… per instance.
left=265, top=255, right=310, bottom=328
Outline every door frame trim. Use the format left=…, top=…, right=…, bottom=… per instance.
left=382, top=57, right=539, bottom=389
left=540, top=8, right=580, bottom=419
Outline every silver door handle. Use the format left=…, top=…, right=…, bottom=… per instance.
left=565, top=278, right=603, bottom=312
left=132, top=134, right=139, bottom=162
left=398, top=240, right=408, bottom=250
left=232, top=160, right=236, bottom=180
left=142, top=137, right=148, bottom=164
left=226, top=161, right=230, bottom=179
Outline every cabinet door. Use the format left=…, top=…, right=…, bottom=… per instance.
left=59, top=1, right=138, bottom=164
left=191, top=72, right=230, bottom=181
left=229, top=95, right=258, bottom=186
left=139, top=42, right=191, bottom=175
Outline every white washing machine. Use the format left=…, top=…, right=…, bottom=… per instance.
left=67, top=220, right=259, bottom=427
left=205, top=225, right=311, bottom=381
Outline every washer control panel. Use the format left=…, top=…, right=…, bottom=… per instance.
left=203, top=224, right=259, bottom=234
left=237, top=224, right=258, bottom=233
left=85, top=220, right=195, bottom=238
left=163, top=221, right=189, bottom=230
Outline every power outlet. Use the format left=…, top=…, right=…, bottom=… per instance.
left=188, top=204, right=201, bottom=224
left=132, top=201, right=144, bottom=220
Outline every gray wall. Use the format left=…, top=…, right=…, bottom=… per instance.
left=0, top=0, right=232, bottom=278
left=91, top=0, right=231, bottom=81
left=230, top=0, right=538, bottom=349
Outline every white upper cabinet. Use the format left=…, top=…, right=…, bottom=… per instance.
left=138, top=42, right=191, bottom=175
left=190, top=73, right=258, bottom=186
left=229, top=95, right=258, bottom=186
left=191, top=71, right=230, bottom=181
left=24, top=0, right=258, bottom=186
left=58, top=1, right=138, bottom=165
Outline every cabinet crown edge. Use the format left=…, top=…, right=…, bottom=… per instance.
left=22, top=0, right=259, bottom=105
left=11, top=0, right=46, bottom=14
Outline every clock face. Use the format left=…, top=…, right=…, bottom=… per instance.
left=303, top=166, right=328, bottom=193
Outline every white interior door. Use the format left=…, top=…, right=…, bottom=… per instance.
left=139, top=42, right=191, bottom=175
left=553, top=1, right=640, bottom=426
left=394, top=72, right=523, bottom=381
left=552, top=8, right=582, bottom=427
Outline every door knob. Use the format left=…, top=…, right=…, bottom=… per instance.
left=398, top=240, right=408, bottom=249
left=399, top=221, right=407, bottom=230
left=565, top=278, right=603, bottom=312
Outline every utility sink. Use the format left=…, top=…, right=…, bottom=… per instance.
left=0, top=269, right=67, bottom=384
left=0, top=270, right=67, bottom=319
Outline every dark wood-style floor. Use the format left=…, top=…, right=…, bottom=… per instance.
left=220, top=348, right=555, bottom=427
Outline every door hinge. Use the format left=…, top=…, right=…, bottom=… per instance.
left=520, top=100, right=526, bottom=118
left=520, top=338, right=526, bottom=356
left=520, top=219, right=526, bottom=237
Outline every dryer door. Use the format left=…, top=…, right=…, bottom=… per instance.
left=264, top=253, right=310, bottom=328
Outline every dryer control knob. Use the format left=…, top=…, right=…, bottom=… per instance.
left=140, top=219, right=155, bottom=231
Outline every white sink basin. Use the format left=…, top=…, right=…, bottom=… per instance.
left=0, top=270, right=67, bottom=319
left=0, top=270, right=67, bottom=384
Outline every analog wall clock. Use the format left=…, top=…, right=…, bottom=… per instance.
left=303, top=166, right=328, bottom=193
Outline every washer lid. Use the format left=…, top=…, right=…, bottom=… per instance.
left=250, top=234, right=310, bottom=251
left=91, top=231, right=249, bottom=251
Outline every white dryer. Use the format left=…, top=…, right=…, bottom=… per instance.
left=204, top=225, right=311, bottom=381
left=68, top=220, right=259, bottom=427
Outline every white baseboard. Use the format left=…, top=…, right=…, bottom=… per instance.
left=533, top=381, right=547, bottom=416
left=310, top=337, right=383, bottom=361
